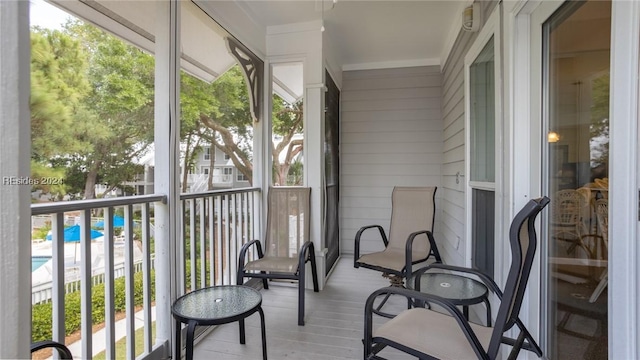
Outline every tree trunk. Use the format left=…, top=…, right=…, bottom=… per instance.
left=182, top=136, right=192, bottom=193
left=84, top=164, right=100, bottom=199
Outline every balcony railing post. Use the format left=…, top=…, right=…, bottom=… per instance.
left=80, top=209, right=93, bottom=358
left=103, top=207, right=116, bottom=359
left=52, top=213, right=66, bottom=349
left=124, top=204, right=136, bottom=359
left=141, top=202, right=153, bottom=354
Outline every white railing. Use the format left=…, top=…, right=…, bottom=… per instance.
left=31, top=257, right=156, bottom=305
left=186, top=174, right=234, bottom=193
left=30, top=188, right=262, bottom=360
left=179, top=187, right=261, bottom=294
left=31, top=194, right=164, bottom=360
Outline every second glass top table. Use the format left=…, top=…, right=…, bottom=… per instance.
left=408, top=271, right=491, bottom=326
left=172, top=285, right=267, bottom=360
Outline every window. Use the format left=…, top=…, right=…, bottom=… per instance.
left=464, top=8, right=501, bottom=278
left=237, top=173, right=248, bottom=182
left=223, top=168, right=233, bottom=175
left=203, top=147, right=210, bottom=161
left=224, top=153, right=230, bottom=160
left=202, top=167, right=209, bottom=175
left=271, top=62, right=304, bottom=186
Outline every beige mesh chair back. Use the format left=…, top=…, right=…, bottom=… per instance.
left=237, top=187, right=319, bottom=326
left=354, top=187, right=442, bottom=285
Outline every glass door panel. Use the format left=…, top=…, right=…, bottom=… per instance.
left=544, top=1, right=611, bottom=358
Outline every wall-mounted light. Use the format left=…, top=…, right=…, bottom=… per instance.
left=548, top=131, right=560, bottom=143
left=462, top=3, right=481, bottom=32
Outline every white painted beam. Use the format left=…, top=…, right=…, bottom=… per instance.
left=154, top=1, right=181, bottom=357
left=0, top=0, right=31, bottom=358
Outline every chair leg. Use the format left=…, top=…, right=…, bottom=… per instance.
left=261, top=271, right=269, bottom=289
left=298, top=271, right=306, bottom=326
left=309, top=246, right=319, bottom=292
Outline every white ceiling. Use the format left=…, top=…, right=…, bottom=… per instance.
left=224, top=0, right=465, bottom=69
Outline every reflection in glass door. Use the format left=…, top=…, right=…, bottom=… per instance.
left=544, top=1, right=610, bottom=358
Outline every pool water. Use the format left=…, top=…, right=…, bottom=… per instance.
left=32, top=256, right=52, bottom=272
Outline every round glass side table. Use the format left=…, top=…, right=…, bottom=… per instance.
left=172, top=285, right=267, bottom=360
left=408, top=271, right=491, bottom=326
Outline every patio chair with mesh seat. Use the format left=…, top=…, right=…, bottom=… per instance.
left=552, top=189, right=592, bottom=257
left=354, top=186, right=442, bottom=288
left=237, top=186, right=319, bottom=326
left=363, top=196, right=550, bottom=360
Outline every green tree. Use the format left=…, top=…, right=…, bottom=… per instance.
left=180, top=66, right=304, bottom=188
left=30, top=27, right=91, bottom=198
left=64, top=21, right=155, bottom=198
left=30, top=28, right=89, bottom=159
left=182, top=66, right=254, bottom=184
left=590, top=73, right=609, bottom=169
left=272, top=95, right=303, bottom=185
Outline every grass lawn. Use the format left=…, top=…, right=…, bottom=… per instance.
left=93, top=322, right=156, bottom=360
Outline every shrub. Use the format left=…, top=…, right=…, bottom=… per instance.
left=32, top=269, right=155, bottom=342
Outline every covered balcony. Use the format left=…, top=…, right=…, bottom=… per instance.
left=2, top=0, right=640, bottom=359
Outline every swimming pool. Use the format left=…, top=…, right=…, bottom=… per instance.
left=32, top=256, right=52, bottom=272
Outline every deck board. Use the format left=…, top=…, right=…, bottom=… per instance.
left=193, top=257, right=416, bottom=359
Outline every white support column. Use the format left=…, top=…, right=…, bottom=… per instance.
left=0, top=1, right=31, bottom=358
left=266, top=20, right=327, bottom=289
left=305, top=84, right=326, bottom=290
left=154, top=0, right=181, bottom=356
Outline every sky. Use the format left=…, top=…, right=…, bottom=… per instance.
left=30, top=0, right=73, bottom=30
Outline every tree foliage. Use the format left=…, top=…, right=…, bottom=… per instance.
left=272, top=95, right=304, bottom=185
left=31, top=18, right=305, bottom=199
left=30, top=28, right=89, bottom=162
left=182, top=67, right=255, bottom=185
left=30, top=21, right=154, bottom=199
left=589, top=73, right=609, bottom=169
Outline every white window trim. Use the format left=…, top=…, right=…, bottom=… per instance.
left=464, top=7, right=503, bottom=278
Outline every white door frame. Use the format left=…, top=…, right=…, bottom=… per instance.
left=509, top=0, right=640, bottom=358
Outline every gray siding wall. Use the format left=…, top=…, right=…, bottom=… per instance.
left=340, top=66, right=444, bottom=255
left=441, top=1, right=497, bottom=266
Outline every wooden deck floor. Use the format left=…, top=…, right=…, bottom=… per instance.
left=192, top=256, right=415, bottom=360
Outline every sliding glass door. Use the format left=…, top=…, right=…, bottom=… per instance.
left=542, top=1, right=611, bottom=358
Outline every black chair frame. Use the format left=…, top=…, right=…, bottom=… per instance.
left=31, top=340, right=73, bottom=359
left=354, top=228, right=442, bottom=278
left=238, top=239, right=319, bottom=326
left=363, top=197, right=550, bottom=360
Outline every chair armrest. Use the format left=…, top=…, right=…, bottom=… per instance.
left=354, top=225, right=388, bottom=268
left=413, top=263, right=503, bottom=299
left=299, top=240, right=316, bottom=266
left=31, top=340, right=73, bottom=359
left=238, top=240, right=264, bottom=270
left=364, top=287, right=489, bottom=360
left=404, top=230, right=438, bottom=278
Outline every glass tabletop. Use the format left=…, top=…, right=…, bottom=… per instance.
left=172, top=285, right=262, bottom=322
left=408, top=272, right=488, bottom=303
